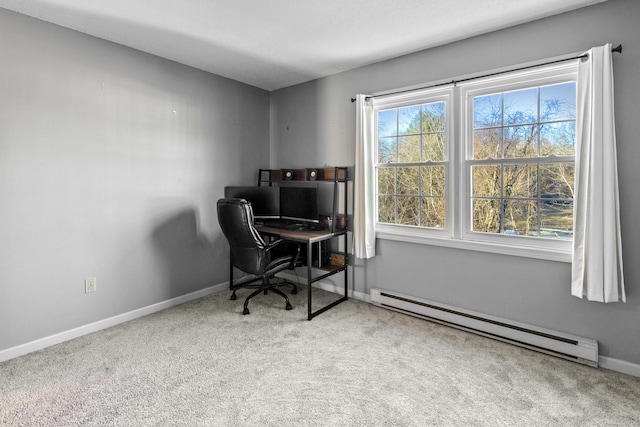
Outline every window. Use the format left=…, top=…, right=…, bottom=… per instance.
left=374, top=89, right=452, bottom=238
left=372, top=62, right=578, bottom=260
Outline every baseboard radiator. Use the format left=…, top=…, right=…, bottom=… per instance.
left=370, top=288, right=598, bottom=367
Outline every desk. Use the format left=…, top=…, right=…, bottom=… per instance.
left=255, top=225, right=348, bottom=320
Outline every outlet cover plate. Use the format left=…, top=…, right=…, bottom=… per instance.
left=85, top=277, right=96, bottom=293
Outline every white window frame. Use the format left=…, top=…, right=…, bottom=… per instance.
left=372, top=61, right=578, bottom=263
left=372, top=87, right=454, bottom=241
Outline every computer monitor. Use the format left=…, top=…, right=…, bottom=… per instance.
left=223, top=186, right=280, bottom=219
left=280, top=186, right=319, bottom=224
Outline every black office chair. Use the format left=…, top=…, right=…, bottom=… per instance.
left=217, top=198, right=300, bottom=315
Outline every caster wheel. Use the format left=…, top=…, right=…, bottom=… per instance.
left=230, top=293, right=237, bottom=301
left=285, top=302, right=293, bottom=311
left=243, top=307, right=250, bottom=315
left=291, top=287, right=298, bottom=295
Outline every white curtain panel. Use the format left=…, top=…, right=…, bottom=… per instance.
left=571, top=43, right=625, bottom=303
left=354, top=95, right=376, bottom=259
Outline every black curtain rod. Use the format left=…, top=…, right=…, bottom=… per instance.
left=351, top=44, right=622, bottom=103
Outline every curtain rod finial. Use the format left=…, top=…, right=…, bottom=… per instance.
left=351, top=96, right=372, bottom=102
left=612, top=44, right=622, bottom=54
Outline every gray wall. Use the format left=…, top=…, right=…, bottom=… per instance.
left=0, top=9, right=269, bottom=351
left=270, top=0, right=640, bottom=365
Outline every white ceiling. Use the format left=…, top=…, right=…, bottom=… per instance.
left=1, top=0, right=606, bottom=91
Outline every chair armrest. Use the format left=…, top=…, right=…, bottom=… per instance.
left=265, top=239, right=288, bottom=252
left=266, top=239, right=301, bottom=268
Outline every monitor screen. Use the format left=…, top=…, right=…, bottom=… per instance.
left=280, top=186, right=319, bottom=223
left=224, top=186, right=280, bottom=219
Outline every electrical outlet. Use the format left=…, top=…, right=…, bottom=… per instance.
left=85, top=277, right=97, bottom=293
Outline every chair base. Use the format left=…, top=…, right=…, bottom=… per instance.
left=231, top=278, right=297, bottom=315
left=241, top=287, right=293, bottom=315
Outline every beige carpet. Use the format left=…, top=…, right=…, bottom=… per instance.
left=2, top=287, right=640, bottom=426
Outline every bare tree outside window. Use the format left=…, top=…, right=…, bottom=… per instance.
left=370, top=63, right=577, bottom=259
left=377, top=101, right=446, bottom=229
left=375, top=81, right=575, bottom=240
left=470, top=82, right=576, bottom=239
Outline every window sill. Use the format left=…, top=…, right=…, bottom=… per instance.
left=375, top=230, right=572, bottom=263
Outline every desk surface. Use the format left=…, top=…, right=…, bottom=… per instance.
left=254, top=225, right=346, bottom=243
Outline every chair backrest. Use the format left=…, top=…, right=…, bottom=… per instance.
left=217, top=198, right=268, bottom=275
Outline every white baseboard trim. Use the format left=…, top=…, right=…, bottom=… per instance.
left=0, top=282, right=228, bottom=364
left=599, top=356, right=640, bottom=378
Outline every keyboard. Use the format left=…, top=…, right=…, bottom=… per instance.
left=258, top=220, right=324, bottom=231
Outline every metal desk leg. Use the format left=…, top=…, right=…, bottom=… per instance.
left=307, top=241, right=313, bottom=320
